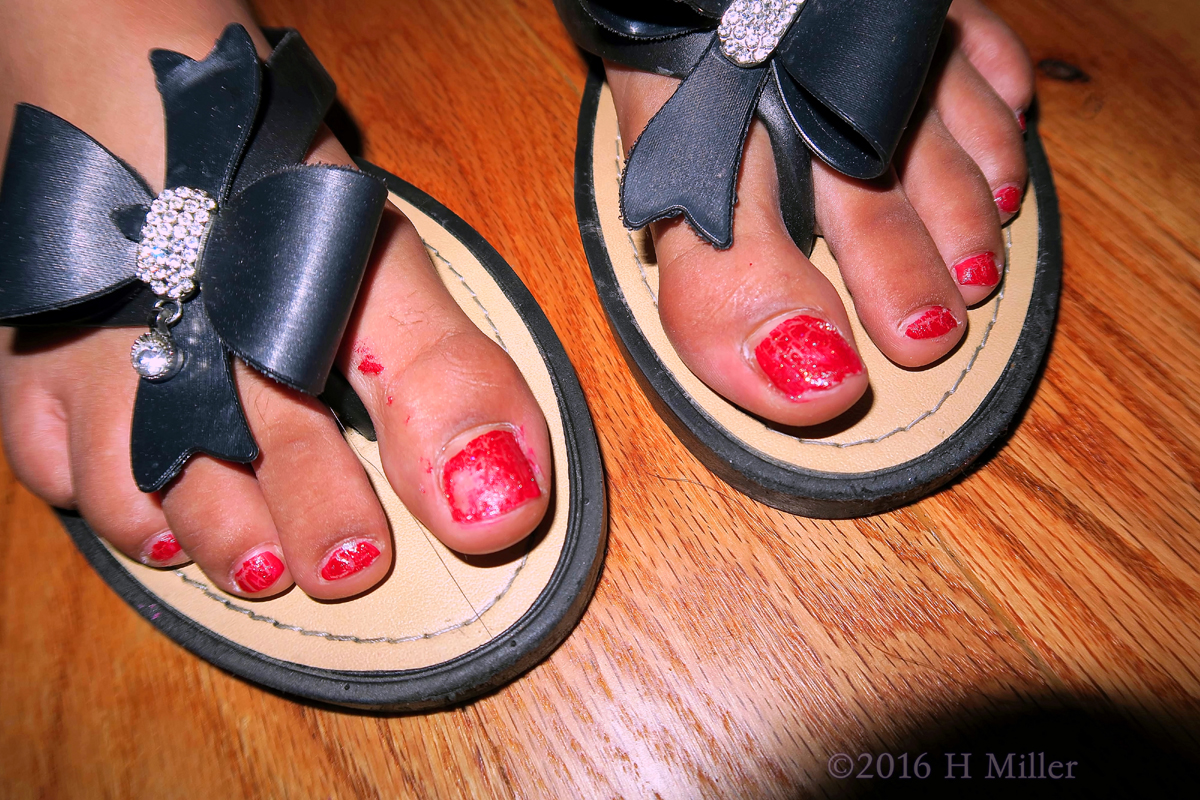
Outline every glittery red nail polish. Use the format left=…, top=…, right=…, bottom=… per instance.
left=320, top=540, right=380, bottom=581
left=753, top=315, right=863, bottom=400
left=145, top=531, right=181, bottom=565
left=994, top=185, right=1021, bottom=215
left=235, top=550, right=285, bottom=593
left=953, top=253, right=1000, bottom=287
left=443, top=429, right=541, bottom=524
left=904, top=307, right=960, bottom=339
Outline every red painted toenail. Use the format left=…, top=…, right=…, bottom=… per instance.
left=753, top=315, right=863, bottom=400
left=904, top=307, right=960, bottom=340
left=1016, top=109, right=1027, bottom=132
left=320, top=540, right=381, bottom=581
left=442, top=429, right=541, bottom=524
left=234, top=550, right=285, bottom=594
left=994, top=185, right=1022, bottom=215
left=953, top=253, right=1000, bottom=287
left=142, top=531, right=184, bottom=566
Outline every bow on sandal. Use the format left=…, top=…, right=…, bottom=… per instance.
left=557, top=0, right=951, bottom=252
left=0, top=24, right=386, bottom=491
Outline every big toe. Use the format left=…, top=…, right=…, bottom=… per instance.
left=337, top=206, right=551, bottom=555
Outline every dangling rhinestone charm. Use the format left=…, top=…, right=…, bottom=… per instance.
left=130, top=187, right=212, bottom=381
left=131, top=330, right=182, bottom=381
left=718, top=0, right=805, bottom=67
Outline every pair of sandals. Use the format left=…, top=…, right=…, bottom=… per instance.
left=0, top=1, right=1060, bottom=710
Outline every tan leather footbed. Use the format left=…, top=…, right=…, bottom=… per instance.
left=102, top=192, right=570, bottom=673
left=591, top=82, right=1038, bottom=475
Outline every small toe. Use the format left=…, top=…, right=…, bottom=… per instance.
left=232, top=362, right=390, bottom=600
left=933, top=49, right=1029, bottom=223
left=812, top=162, right=968, bottom=368
left=896, top=105, right=1005, bottom=306
left=161, top=456, right=291, bottom=595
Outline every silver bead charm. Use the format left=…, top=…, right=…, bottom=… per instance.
left=130, top=298, right=185, bottom=381
left=130, top=330, right=182, bottom=381
left=718, top=0, right=805, bottom=67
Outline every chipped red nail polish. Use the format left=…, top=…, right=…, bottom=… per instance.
left=357, top=354, right=383, bottom=375
left=753, top=315, right=863, bottom=400
left=953, top=253, right=1000, bottom=287
left=994, top=185, right=1022, bottom=215
left=443, top=429, right=541, bottom=524
left=1016, top=109, right=1027, bottom=132
left=320, top=540, right=381, bottom=581
left=904, top=307, right=960, bottom=340
left=143, top=531, right=182, bottom=565
left=234, top=550, right=285, bottom=594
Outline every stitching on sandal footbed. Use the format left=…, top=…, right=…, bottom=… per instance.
left=575, top=75, right=1060, bottom=517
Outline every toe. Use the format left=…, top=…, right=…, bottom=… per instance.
left=609, top=64, right=868, bottom=425
left=231, top=362, right=390, bottom=600
left=58, top=331, right=172, bottom=566
left=896, top=105, right=1005, bottom=306
left=948, top=0, right=1036, bottom=117
left=933, top=49, right=1029, bottom=222
left=813, top=162, right=968, bottom=368
left=338, top=208, right=551, bottom=555
left=0, top=331, right=74, bottom=507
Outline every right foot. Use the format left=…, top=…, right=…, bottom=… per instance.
left=0, top=0, right=551, bottom=600
left=606, top=0, right=1034, bottom=427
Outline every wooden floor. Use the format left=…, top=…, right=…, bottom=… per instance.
left=3, top=0, right=1199, bottom=796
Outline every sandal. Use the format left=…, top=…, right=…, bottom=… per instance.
left=0, top=25, right=605, bottom=709
left=558, top=0, right=1061, bottom=517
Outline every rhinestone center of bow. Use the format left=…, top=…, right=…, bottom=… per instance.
left=718, top=0, right=805, bottom=66
left=135, top=187, right=216, bottom=300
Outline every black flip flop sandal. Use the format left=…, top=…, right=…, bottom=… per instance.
left=0, top=25, right=605, bottom=710
left=559, top=0, right=1061, bottom=518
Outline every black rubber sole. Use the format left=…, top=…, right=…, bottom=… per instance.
left=57, top=165, right=607, bottom=711
left=574, top=67, right=1061, bottom=518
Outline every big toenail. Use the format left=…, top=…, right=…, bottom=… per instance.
left=319, top=539, right=381, bottom=581
left=234, top=548, right=286, bottom=594
left=442, top=428, right=542, bottom=524
left=994, top=185, right=1022, bottom=215
left=953, top=253, right=1000, bottom=287
left=751, top=314, right=863, bottom=400
left=141, top=530, right=187, bottom=567
left=903, top=307, right=961, bottom=340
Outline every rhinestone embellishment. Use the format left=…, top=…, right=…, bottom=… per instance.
left=718, top=0, right=805, bottom=66
left=135, top=186, right=216, bottom=300
left=130, top=330, right=182, bottom=381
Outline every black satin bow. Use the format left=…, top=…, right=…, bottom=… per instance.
left=557, top=0, right=951, bottom=251
left=0, top=25, right=387, bottom=491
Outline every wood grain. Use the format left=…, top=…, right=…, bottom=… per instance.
left=2, top=0, right=1198, bottom=796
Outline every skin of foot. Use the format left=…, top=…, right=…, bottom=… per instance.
left=606, top=0, right=1034, bottom=428
left=0, top=0, right=552, bottom=600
